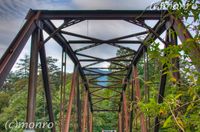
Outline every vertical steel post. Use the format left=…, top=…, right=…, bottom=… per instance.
left=64, top=65, right=78, bottom=132
left=143, top=46, right=149, bottom=103
left=122, top=100, right=125, bottom=132
left=129, top=74, right=134, bottom=132
left=26, top=24, right=40, bottom=130
left=118, top=112, right=122, bottom=132
left=154, top=30, right=169, bottom=132
left=76, top=74, right=82, bottom=132
left=39, top=31, right=56, bottom=131
left=170, top=16, right=200, bottom=72
left=143, top=46, right=150, bottom=131
left=87, top=103, right=90, bottom=132
left=60, top=50, right=67, bottom=132
left=82, top=91, right=88, bottom=132
left=154, top=62, right=168, bottom=132
left=133, top=65, right=147, bottom=132
left=89, top=112, right=93, bottom=132
left=123, top=91, right=129, bottom=132
left=169, top=28, right=180, bottom=82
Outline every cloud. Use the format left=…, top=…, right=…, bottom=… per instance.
left=72, top=0, right=158, bottom=10
left=0, top=0, right=74, bottom=58
left=0, top=18, right=24, bottom=56
left=0, top=0, right=159, bottom=73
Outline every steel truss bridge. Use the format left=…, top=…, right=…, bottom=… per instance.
left=0, top=10, right=195, bottom=132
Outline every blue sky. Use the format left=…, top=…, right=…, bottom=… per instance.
left=0, top=0, right=160, bottom=72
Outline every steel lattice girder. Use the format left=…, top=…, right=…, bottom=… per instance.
left=26, top=10, right=168, bottom=20
left=0, top=10, right=169, bottom=113
left=0, top=10, right=197, bottom=132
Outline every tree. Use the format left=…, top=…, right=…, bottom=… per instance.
left=16, top=54, right=30, bottom=78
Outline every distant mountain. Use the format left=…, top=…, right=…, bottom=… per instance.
left=84, top=69, right=110, bottom=86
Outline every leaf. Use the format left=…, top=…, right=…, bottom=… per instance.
left=175, top=93, right=182, bottom=99
left=163, top=115, right=172, bottom=128
left=177, top=117, right=185, bottom=128
left=170, top=77, right=177, bottom=83
left=186, top=104, right=193, bottom=113
left=192, top=95, right=197, bottom=101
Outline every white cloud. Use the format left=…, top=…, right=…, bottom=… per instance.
left=72, top=0, right=158, bottom=10
left=0, top=0, right=160, bottom=73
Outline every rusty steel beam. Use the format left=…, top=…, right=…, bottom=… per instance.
left=87, top=101, right=90, bottom=132
left=83, top=60, right=127, bottom=68
left=119, top=19, right=167, bottom=113
left=27, top=10, right=167, bottom=20
left=92, top=98, right=105, bottom=105
left=78, top=53, right=133, bottom=64
left=89, top=80, right=121, bottom=83
left=75, top=42, right=136, bottom=53
left=133, top=66, right=147, bottom=132
left=129, top=73, right=134, bottom=132
left=0, top=12, right=40, bottom=87
left=68, top=40, right=142, bottom=44
left=93, top=109, right=118, bottom=112
left=121, top=19, right=167, bottom=88
left=92, top=93, right=120, bottom=100
left=118, top=112, right=122, bottom=132
left=42, top=20, right=93, bottom=112
left=60, top=49, right=67, bottom=132
left=89, top=75, right=121, bottom=81
left=43, top=22, right=66, bottom=45
left=82, top=91, right=88, bottom=132
left=169, top=28, right=180, bottom=82
left=133, top=19, right=167, bottom=65
left=124, top=19, right=146, bottom=28
left=61, top=30, right=100, bottom=41
left=26, top=25, right=40, bottom=129
left=122, top=102, right=125, bottom=132
left=85, top=67, right=127, bottom=70
left=154, top=30, right=170, bottom=132
left=85, top=73, right=126, bottom=76
left=89, top=82, right=122, bottom=87
left=170, top=15, right=200, bottom=72
left=72, top=31, right=146, bottom=53
left=43, top=19, right=85, bottom=45
left=64, top=66, right=78, bottom=132
left=76, top=74, right=82, bottom=132
left=79, top=59, right=132, bottom=62
left=138, top=20, right=168, bottom=45
left=123, top=91, right=129, bottom=132
left=90, top=88, right=103, bottom=94
left=108, top=31, right=148, bottom=42
left=154, top=64, right=167, bottom=132
left=90, top=88, right=121, bottom=94
left=39, top=32, right=56, bottom=132
left=89, top=113, right=93, bottom=132
left=143, top=46, right=150, bottom=131
left=90, top=86, right=122, bottom=89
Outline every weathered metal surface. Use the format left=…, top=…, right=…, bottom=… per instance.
left=27, top=10, right=168, bottom=20
left=0, top=12, right=40, bottom=87
left=26, top=25, right=40, bottom=129
left=64, top=66, right=78, bottom=132
left=0, top=9, right=196, bottom=132
left=39, top=42, right=56, bottom=132
left=133, top=66, right=147, bottom=132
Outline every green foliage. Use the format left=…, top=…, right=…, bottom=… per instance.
left=0, top=55, right=63, bottom=131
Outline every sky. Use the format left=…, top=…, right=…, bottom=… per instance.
left=0, top=0, right=160, bottom=72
